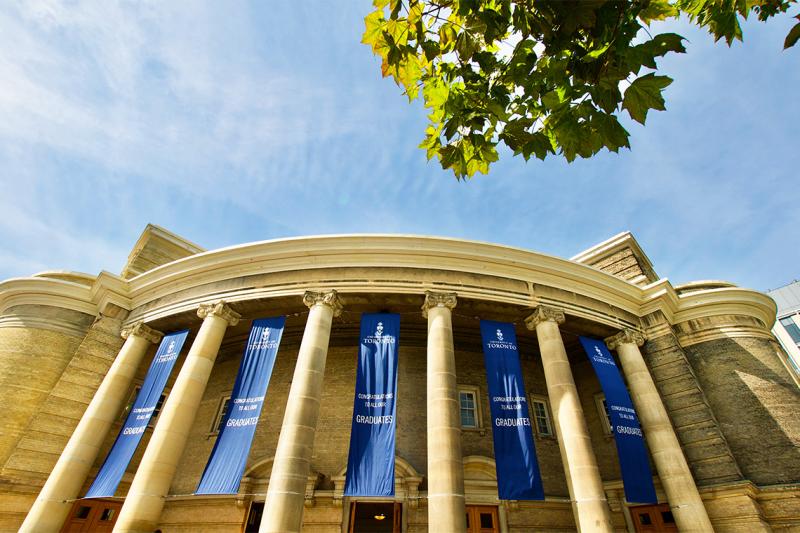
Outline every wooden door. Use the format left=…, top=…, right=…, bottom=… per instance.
left=60, top=499, right=122, bottom=532
left=466, top=505, right=499, bottom=533
left=630, top=504, right=678, bottom=532
left=348, top=501, right=401, bottom=533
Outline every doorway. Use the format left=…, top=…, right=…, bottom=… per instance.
left=244, top=501, right=264, bottom=533
left=60, top=499, right=121, bottom=532
left=465, top=505, right=499, bottom=533
left=630, top=504, right=678, bottom=532
left=349, top=502, right=401, bottom=533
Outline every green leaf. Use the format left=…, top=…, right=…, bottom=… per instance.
left=421, top=39, right=440, bottom=61
left=639, top=0, right=678, bottom=24
left=362, top=11, right=387, bottom=52
left=389, top=0, right=403, bottom=19
left=456, top=31, right=479, bottom=59
left=589, top=83, right=622, bottom=114
left=522, top=132, right=555, bottom=160
left=649, top=33, right=687, bottom=56
left=593, top=112, right=631, bottom=152
left=398, top=54, right=423, bottom=100
left=581, top=42, right=612, bottom=63
left=784, top=19, right=800, bottom=49
left=385, top=19, right=409, bottom=47
left=622, top=73, right=673, bottom=124
left=423, top=78, right=449, bottom=109
left=541, top=90, right=562, bottom=110
left=408, top=1, right=423, bottom=25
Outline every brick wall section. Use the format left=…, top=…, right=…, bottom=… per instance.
left=583, top=247, right=648, bottom=285
left=0, top=313, right=126, bottom=530
left=640, top=332, right=743, bottom=485
left=681, top=334, right=800, bottom=485
left=0, top=327, right=84, bottom=472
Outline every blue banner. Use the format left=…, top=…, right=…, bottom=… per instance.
left=480, top=320, right=544, bottom=500
left=579, top=337, right=657, bottom=504
left=344, top=313, right=400, bottom=497
left=196, top=317, right=286, bottom=494
left=85, top=329, right=188, bottom=498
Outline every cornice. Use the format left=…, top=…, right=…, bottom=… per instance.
left=673, top=287, right=777, bottom=329
left=124, top=234, right=644, bottom=312
left=90, top=271, right=132, bottom=315
left=0, top=235, right=777, bottom=336
left=0, top=276, right=96, bottom=316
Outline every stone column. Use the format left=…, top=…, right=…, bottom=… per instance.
left=422, top=291, right=467, bottom=533
left=259, top=290, right=342, bottom=533
left=113, top=301, right=240, bottom=533
left=525, top=306, right=614, bottom=533
left=19, top=323, right=163, bottom=533
left=606, top=330, right=714, bottom=533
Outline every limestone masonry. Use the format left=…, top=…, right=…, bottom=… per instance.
left=1, top=224, right=798, bottom=533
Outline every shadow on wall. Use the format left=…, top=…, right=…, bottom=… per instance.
left=683, top=337, right=800, bottom=485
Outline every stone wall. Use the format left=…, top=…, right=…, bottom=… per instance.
left=0, top=311, right=127, bottom=531
left=638, top=322, right=742, bottom=486
left=680, top=331, right=800, bottom=485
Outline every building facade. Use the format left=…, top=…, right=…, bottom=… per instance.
left=1, top=225, right=799, bottom=533
left=767, top=281, right=800, bottom=383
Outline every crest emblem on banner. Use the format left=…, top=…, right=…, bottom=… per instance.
left=363, top=321, right=394, bottom=345
left=167, top=340, right=176, bottom=354
left=496, top=329, right=504, bottom=341
left=261, top=328, right=271, bottom=342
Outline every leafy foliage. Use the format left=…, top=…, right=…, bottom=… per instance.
left=363, top=0, right=798, bottom=179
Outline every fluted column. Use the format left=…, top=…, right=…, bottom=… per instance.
left=259, top=290, right=342, bottom=533
left=113, top=301, right=240, bottom=533
left=525, top=306, right=613, bottom=533
left=19, top=323, right=163, bottom=533
left=422, top=291, right=467, bottom=533
left=606, top=330, right=714, bottom=533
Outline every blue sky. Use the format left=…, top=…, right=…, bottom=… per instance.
left=0, top=2, right=797, bottom=292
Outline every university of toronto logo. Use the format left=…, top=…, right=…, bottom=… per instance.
left=250, top=326, right=279, bottom=349
left=364, top=321, right=394, bottom=345
left=167, top=340, right=176, bottom=354
left=487, top=326, right=516, bottom=350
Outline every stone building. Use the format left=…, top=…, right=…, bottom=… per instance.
left=1, top=224, right=798, bottom=533
left=767, top=280, right=800, bottom=383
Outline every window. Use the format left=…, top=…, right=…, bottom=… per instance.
left=530, top=395, right=553, bottom=437
left=780, top=316, right=800, bottom=345
left=457, top=386, right=482, bottom=429
left=594, top=393, right=613, bottom=435
left=460, top=391, right=477, bottom=428
left=211, top=396, right=231, bottom=433
left=776, top=315, right=800, bottom=374
left=121, top=386, right=166, bottom=427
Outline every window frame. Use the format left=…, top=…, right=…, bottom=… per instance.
left=457, top=385, right=483, bottom=431
left=120, top=384, right=168, bottom=428
left=210, top=394, right=232, bottom=435
left=594, top=393, right=613, bottom=436
left=529, top=394, right=555, bottom=438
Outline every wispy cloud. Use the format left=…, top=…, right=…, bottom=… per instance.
left=0, top=2, right=797, bottom=292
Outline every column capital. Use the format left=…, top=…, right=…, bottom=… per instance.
left=421, top=291, right=457, bottom=318
left=605, top=329, right=646, bottom=350
left=303, top=290, right=343, bottom=317
left=197, top=300, right=241, bottom=326
left=524, top=305, right=565, bottom=330
left=121, top=322, right=163, bottom=344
